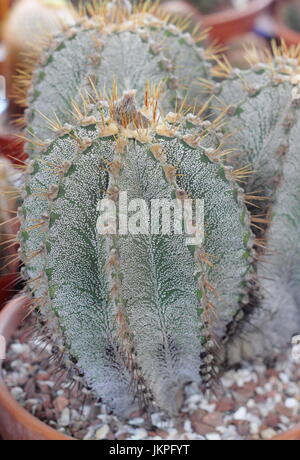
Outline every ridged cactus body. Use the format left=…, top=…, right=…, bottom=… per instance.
left=20, top=87, right=253, bottom=415
left=17, top=3, right=300, bottom=419
left=214, top=52, right=300, bottom=361
left=21, top=4, right=217, bottom=156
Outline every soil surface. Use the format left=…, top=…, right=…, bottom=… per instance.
left=2, top=316, right=300, bottom=440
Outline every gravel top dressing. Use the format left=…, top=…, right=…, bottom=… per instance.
left=2, top=317, right=300, bottom=441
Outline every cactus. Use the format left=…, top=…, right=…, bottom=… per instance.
left=189, top=0, right=229, bottom=15
left=211, top=45, right=300, bottom=362
left=4, top=0, right=75, bottom=111
left=15, top=1, right=219, bottom=157
left=16, top=1, right=300, bottom=419
left=19, top=81, right=253, bottom=415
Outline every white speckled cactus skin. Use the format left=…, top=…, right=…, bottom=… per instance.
left=19, top=84, right=253, bottom=415
left=22, top=2, right=217, bottom=157
left=214, top=54, right=300, bottom=362
left=17, top=2, right=300, bottom=416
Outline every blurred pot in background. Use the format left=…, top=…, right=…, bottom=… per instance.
left=162, top=0, right=274, bottom=42
left=274, top=0, right=300, bottom=44
left=3, top=0, right=76, bottom=116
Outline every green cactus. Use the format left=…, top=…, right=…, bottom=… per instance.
left=17, top=0, right=219, bottom=157
left=211, top=46, right=300, bottom=362
left=17, top=1, right=300, bottom=420
left=19, top=79, right=253, bottom=415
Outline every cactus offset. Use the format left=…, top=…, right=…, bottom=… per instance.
left=212, top=44, right=300, bottom=362
left=15, top=1, right=219, bottom=158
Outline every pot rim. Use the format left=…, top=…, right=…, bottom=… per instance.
left=0, top=295, right=73, bottom=440
left=0, top=295, right=299, bottom=440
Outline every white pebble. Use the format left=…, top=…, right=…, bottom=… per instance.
left=11, top=387, right=25, bottom=400
left=128, top=417, right=144, bottom=426
left=183, top=419, right=192, bottom=433
left=199, top=401, right=216, bottom=413
left=206, top=433, right=221, bottom=441
left=95, top=424, right=110, bottom=440
left=10, top=343, right=30, bottom=355
left=130, top=428, right=148, bottom=440
left=233, top=407, right=247, bottom=421
left=285, top=398, right=298, bottom=409
left=250, top=423, right=259, bottom=435
left=261, top=428, right=276, bottom=440
left=186, top=394, right=202, bottom=405
left=279, top=372, right=289, bottom=384
left=58, top=408, right=70, bottom=427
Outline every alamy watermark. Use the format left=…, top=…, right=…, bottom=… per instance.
left=97, top=192, right=205, bottom=246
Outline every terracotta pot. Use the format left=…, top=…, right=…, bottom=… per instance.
left=0, top=273, right=19, bottom=310
left=0, top=296, right=299, bottom=440
left=0, top=137, right=24, bottom=305
left=162, top=0, right=274, bottom=43
left=273, top=424, right=300, bottom=440
left=0, top=296, right=73, bottom=440
left=274, top=0, right=300, bottom=45
left=0, top=135, right=26, bottom=166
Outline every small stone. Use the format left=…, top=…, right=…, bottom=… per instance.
left=54, top=396, right=69, bottom=413
left=155, top=430, right=169, bottom=439
left=36, top=372, right=50, bottom=381
left=130, top=428, right=147, bottom=440
left=128, top=417, right=144, bottom=426
left=193, top=422, right=215, bottom=436
left=202, top=412, right=223, bottom=427
left=11, top=387, right=25, bottom=400
left=58, top=408, right=70, bottom=427
left=216, top=398, right=235, bottom=412
left=206, top=433, right=221, bottom=441
left=265, top=413, right=280, bottom=428
left=250, top=422, right=259, bottom=435
left=285, top=398, right=298, bottom=409
left=234, top=421, right=250, bottom=437
left=261, top=428, right=276, bottom=440
left=199, top=401, right=216, bottom=413
left=95, top=424, right=110, bottom=440
left=233, top=407, right=247, bottom=421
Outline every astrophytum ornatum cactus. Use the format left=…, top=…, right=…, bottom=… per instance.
left=211, top=45, right=300, bottom=362
left=19, top=85, right=253, bottom=416
left=16, top=1, right=219, bottom=157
